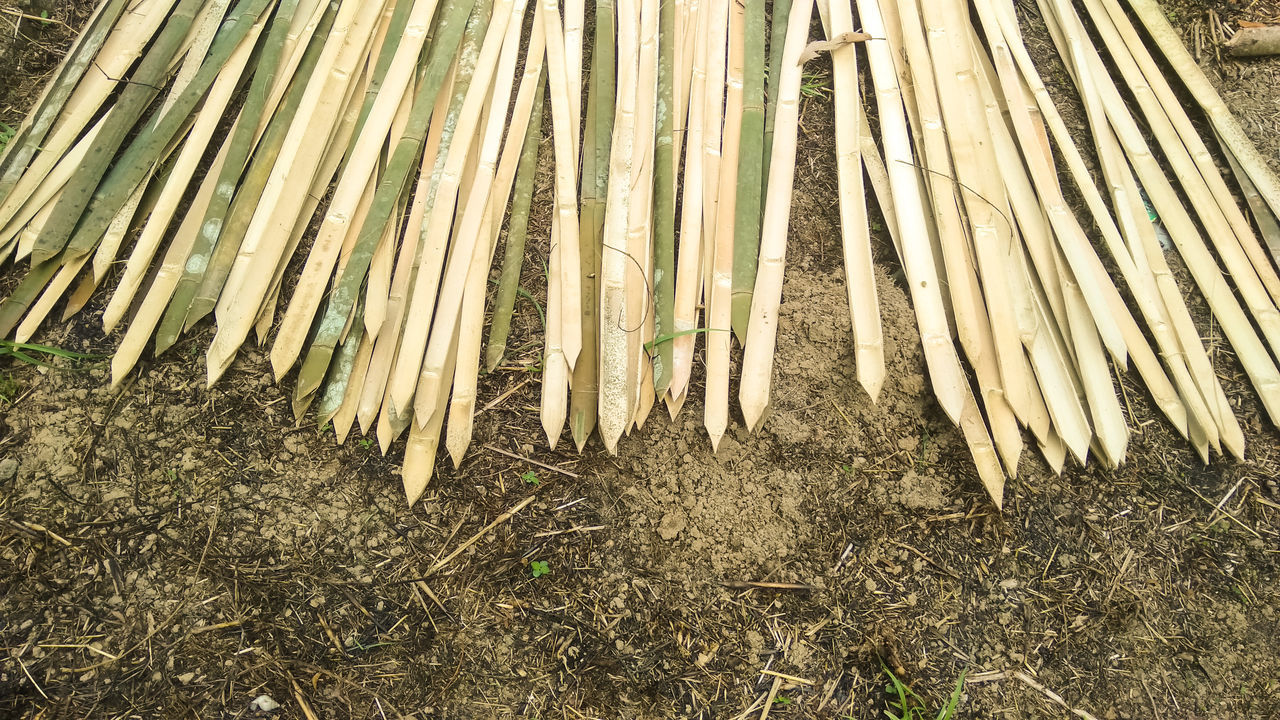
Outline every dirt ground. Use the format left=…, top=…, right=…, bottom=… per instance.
left=2, top=0, right=1280, bottom=718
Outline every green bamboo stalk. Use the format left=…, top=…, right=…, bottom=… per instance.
left=485, top=69, right=546, bottom=372
left=0, top=259, right=60, bottom=337
left=293, top=0, right=478, bottom=402
left=29, top=0, right=226, bottom=263
left=760, top=0, right=791, bottom=201
left=569, top=0, right=615, bottom=449
left=44, top=0, right=275, bottom=265
left=312, top=296, right=366, bottom=426
left=650, top=0, right=675, bottom=392
left=166, top=1, right=340, bottom=337
left=731, top=0, right=766, bottom=342
left=0, top=0, right=132, bottom=205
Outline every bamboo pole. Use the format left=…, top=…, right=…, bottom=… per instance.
left=1123, top=0, right=1280, bottom=241
left=738, top=0, right=810, bottom=433
left=704, top=0, right=745, bottom=449
left=385, top=0, right=495, bottom=417
left=269, top=0, right=440, bottom=380
left=856, top=0, right=968, bottom=425
left=597, top=0, right=641, bottom=452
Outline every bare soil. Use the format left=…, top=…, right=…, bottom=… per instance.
left=2, top=1, right=1279, bottom=718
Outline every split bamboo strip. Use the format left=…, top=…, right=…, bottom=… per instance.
left=857, top=0, right=968, bottom=425
left=738, top=0, right=810, bottom=433
left=268, top=0, right=440, bottom=380
left=386, top=0, right=494, bottom=417
left=597, top=0, right=641, bottom=452
left=826, top=0, right=881, bottom=402
left=704, top=0, right=745, bottom=449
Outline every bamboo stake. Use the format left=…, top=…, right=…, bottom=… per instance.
left=856, top=0, right=968, bottom=425
left=570, top=0, right=613, bottom=449
left=738, top=0, right=810, bottom=433
left=101, top=16, right=264, bottom=336
left=891, top=0, right=1023, bottom=469
left=667, top=0, right=709, bottom=410
left=760, top=0, right=791, bottom=200
left=412, top=0, right=522, bottom=424
left=385, top=0, right=495, bottom=417
left=826, top=0, right=881, bottom=402
left=651, top=0, right=677, bottom=394
left=426, top=0, right=530, bottom=452
left=705, top=0, right=745, bottom=449
left=541, top=0, right=583, bottom=373
left=269, top=0, right=439, bottom=380
left=1085, top=0, right=1280, bottom=307
left=1123, top=0, right=1280, bottom=240
left=597, top=0, right=641, bottom=452
left=159, top=1, right=340, bottom=349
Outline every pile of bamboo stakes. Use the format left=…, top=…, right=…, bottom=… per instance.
left=1, top=0, right=1279, bottom=507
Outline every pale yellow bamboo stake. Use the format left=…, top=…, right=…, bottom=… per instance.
left=1085, top=0, right=1280, bottom=306
left=825, top=0, right=882, bottom=402
left=857, top=0, right=968, bottom=424
left=985, top=2, right=1227, bottom=455
left=269, top=0, right=436, bottom=379
left=737, top=0, right=810, bottom=433
left=388, top=0, right=518, bottom=418
left=541, top=0, right=583, bottom=372
left=598, top=0, right=641, bottom=452
left=628, top=0, right=659, bottom=430
left=206, top=0, right=388, bottom=385
left=419, top=0, right=528, bottom=460
left=414, top=0, right=524, bottom=424
left=1038, top=0, right=1280, bottom=429
left=667, top=0, right=710, bottom=411
left=1123, top=0, right=1280, bottom=234
left=401, top=332, right=458, bottom=505
left=699, top=0, right=728, bottom=302
left=704, top=0, right=744, bottom=447
left=356, top=59, right=460, bottom=434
